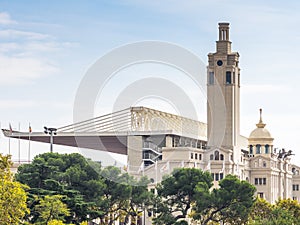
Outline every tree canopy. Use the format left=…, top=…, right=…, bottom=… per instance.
left=16, top=152, right=152, bottom=225
left=152, top=168, right=213, bottom=225
left=249, top=198, right=300, bottom=225
left=0, top=153, right=29, bottom=224
left=193, top=174, right=256, bottom=225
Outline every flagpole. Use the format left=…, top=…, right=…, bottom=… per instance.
left=18, top=122, right=21, bottom=163
left=8, top=123, right=12, bottom=155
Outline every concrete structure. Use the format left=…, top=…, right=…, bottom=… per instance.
left=3, top=23, right=299, bottom=206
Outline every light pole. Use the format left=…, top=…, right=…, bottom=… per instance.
left=44, top=126, right=57, bottom=153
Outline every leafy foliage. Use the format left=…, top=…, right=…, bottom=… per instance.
left=249, top=198, right=300, bottom=225
left=16, top=152, right=152, bottom=225
left=152, top=168, right=213, bottom=225
left=193, top=174, right=256, bottom=225
left=0, top=153, right=29, bottom=224
left=34, top=195, right=70, bottom=224
left=16, top=153, right=102, bottom=224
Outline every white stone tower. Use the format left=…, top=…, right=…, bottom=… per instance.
left=207, top=22, right=241, bottom=162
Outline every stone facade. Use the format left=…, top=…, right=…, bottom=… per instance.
left=141, top=23, right=296, bottom=206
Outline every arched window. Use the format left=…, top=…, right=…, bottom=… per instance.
left=220, top=154, right=224, bottom=161
left=265, top=144, right=269, bottom=154
left=256, top=144, right=261, bottom=154
left=249, top=145, right=253, bottom=154
left=210, top=154, right=214, bottom=160
left=214, top=151, right=220, bottom=160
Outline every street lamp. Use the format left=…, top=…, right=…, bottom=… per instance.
left=44, top=126, right=57, bottom=153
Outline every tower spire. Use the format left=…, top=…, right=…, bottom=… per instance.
left=256, top=108, right=266, bottom=128
left=216, top=22, right=232, bottom=53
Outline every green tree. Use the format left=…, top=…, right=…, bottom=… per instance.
left=16, top=152, right=104, bottom=224
left=35, top=195, right=70, bottom=224
left=152, top=168, right=213, bottom=225
left=193, top=174, right=256, bottom=225
left=97, top=166, right=152, bottom=225
left=16, top=152, right=152, bottom=225
left=276, top=198, right=300, bottom=221
left=250, top=198, right=300, bottom=225
left=249, top=197, right=272, bottom=222
left=0, top=153, right=29, bottom=224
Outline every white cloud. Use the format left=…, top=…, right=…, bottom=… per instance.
left=0, top=54, right=59, bottom=85
left=0, top=29, right=51, bottom=40
left=0, top=13, right=78, bottom=86
left=0, top=12, right=16, bottom=25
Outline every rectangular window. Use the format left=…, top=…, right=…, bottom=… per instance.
left=215, top=173, right=219, bottom=181
left=211, top=173, right=214, bottom=180
left=199, top=154, right=202, bottom=160
left=195, top=153, right=198, bottom=160
left=209, top=72, right=214, bottom=85
left=220, top=173, right=224, bottom=180
left=191, top=153, right=193, bottom=159
left=226, top=71, right=232, bottom=84
left=255, top=178, right=258, bottom=185
left=263, top=178, right=266, bottom=185
left=258, top=192, right=264, bottom=198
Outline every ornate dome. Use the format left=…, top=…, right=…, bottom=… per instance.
left=249, top=109, right=272, bottom=139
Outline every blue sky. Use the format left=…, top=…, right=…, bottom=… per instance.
left=0, top=0, right=300, bottom=164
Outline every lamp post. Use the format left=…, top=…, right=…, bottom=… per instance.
left=44, top=126, right=57, bottom=153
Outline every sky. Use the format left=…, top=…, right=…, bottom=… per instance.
left=0, top=0, right=300, bottom=164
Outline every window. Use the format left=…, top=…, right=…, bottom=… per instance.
left=220, top=173, right=224, bottom=180
left=209, top=72, right=214, bottom=85
left=258, top=192, right=264, bottom=199
left=211, top=173, right=214, bottom=180
left=199, top=154, right=202, bottom=160
left=215, top=173, right=219, bottom=181
left=256, top=144, right=261, bottom=154
left=249, top=145, right=253, bottom=154
left=255, top=177, right=267, bottom=185
left=220, top=154, right=224, bottom=161
left=195, top=153, right=198, bottom=160
left=293, top=184, right=299, bottom=191
left=263, top=161, right=267, bottom=167
left=265, top=145, right=269, bottom=154
left=215, top=151, right=220, bottom=160
left=191, top=153, right=193, bottom=159
left=226, top=71, right=232, bottom=84
left=293, top=197, right=298, bottom=201
left=210, top=154, right=214, bottom=160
